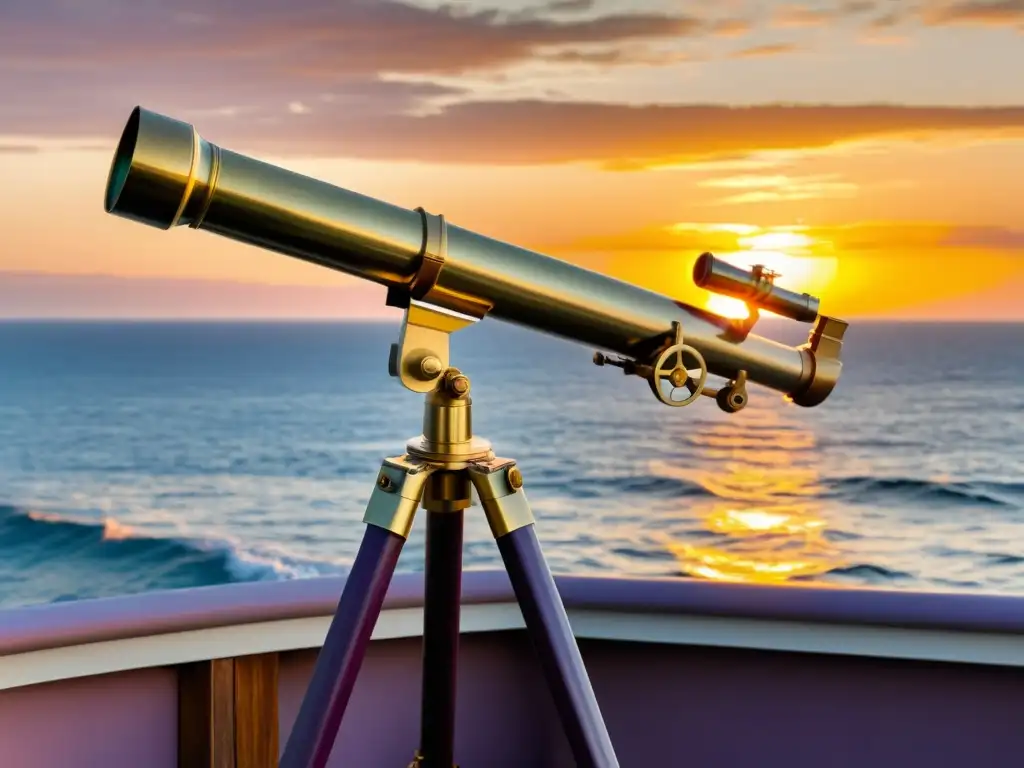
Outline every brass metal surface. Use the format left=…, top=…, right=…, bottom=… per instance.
left=408, top=208, right=447, bottom=302
left=422, top=472, right=473, bottom=513
left=467, top=459, right=536, bottom=537
left=103, top=107, right=847, bottom=406
left=361, top=374, right=531, bottom=534
left=706, top=370, right=750, bottom=413
left=424, top=370, right=471, bottom=446
left=407, top=369, right=494, bottom=464
left=362, top=456, right=438, bottom=538
left=693, top=252, right=820, bottom=323
left=392, top=303, right=477, bottom=394
left=788, top=316, right=849, bottom=407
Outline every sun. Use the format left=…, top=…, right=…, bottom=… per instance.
left=705, top=293, right=750, bottom=319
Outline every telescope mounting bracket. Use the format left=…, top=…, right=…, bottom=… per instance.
left=593, top=321, right=750, bottom=413
left=388, top=301, right=478, bottom=394
left=385, top=206, right=490, bottom=394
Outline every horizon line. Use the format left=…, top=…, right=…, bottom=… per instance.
left=0, top=316, right=1019, bottom=325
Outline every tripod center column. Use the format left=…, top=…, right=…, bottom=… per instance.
left=423, top=368, right=473, bottom=449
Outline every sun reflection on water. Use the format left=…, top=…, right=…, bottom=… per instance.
left=658, top=408, right=844, bottom=584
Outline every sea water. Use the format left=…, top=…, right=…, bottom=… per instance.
left=0, top=320, right=1021, bottom=608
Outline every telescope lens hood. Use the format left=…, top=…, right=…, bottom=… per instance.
left=104, top=106, right=201, bottom=230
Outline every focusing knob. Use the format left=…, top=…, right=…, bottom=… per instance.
left=648, top=343, right=708, bottom=407
left=716, top=387, right=747, bottom=413
left=714, top=370, right=749, bottom=413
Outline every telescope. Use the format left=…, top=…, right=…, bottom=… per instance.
left=102, top=106, right=848, bottom=768
left=104, top=107, right=846, bottom=414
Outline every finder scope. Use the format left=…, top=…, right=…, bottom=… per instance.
left=693, top=252, right=819, bottom=323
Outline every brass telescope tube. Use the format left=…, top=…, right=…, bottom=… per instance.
left=103, top=106, right=828, bottom=403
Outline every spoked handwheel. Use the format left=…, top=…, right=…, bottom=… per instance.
left=647, top=342, right=708, bottom=407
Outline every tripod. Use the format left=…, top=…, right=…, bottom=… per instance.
left=278, top=359, right=620, bottom=767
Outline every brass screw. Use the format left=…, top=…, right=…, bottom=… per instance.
left=420, top=356, right=443, bottom=378
left=448, top=374, right=471, bottom=397
left=506, top=466, right=523, bottom=490
left=378, top=474, right=394, bottom=491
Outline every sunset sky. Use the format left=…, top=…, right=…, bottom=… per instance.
left=1, top=0, right=1022, bottom=320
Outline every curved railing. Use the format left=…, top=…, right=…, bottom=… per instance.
left=5, top=571, right=1024, bottom=685
left=4, top=573, right=1024, bottom=768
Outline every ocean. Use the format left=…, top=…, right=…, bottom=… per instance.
left=0, top=320, right=1021, bottom=609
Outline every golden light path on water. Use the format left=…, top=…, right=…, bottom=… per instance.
left=655, top=404, right=845, bottom=584
left=635, top=226, right=846, bottom=583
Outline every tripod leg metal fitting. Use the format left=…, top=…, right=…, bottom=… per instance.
left=467, top=458, right=536, bottom=537
left=362, top=455, right=438, bottom=538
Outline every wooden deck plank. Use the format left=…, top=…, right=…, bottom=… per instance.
left=178, top=657, right=236, bottom=768
left=234, top=653, right=279, bottom=767
left=178, top=654, right=279, bottom=768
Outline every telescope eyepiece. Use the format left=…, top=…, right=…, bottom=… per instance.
left=693, top=252, right=820, bottom=323
left=104, top=106, right=214, bottom=230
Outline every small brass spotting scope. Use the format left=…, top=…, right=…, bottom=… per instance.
left=103, top=106, right=848, bottom=412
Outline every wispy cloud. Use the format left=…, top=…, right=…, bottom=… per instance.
left=710, top=18, right=753, bottom=37
left=0, top=0, right=711, bottom=140
left=542, top=0, right=597, bottom=13
left=771, top=1, right=878, bottom=28
left=922, top=0, right=1024, bottom=27
left=771, top=5, right=835, bottom=28
left=766, top=1, right=1024, bottom=34
left=6, top=81, right=1024, bottom=167
left=729, top=43, right=802, bottom=58
left=699, top=173, right=859, bottom=204
left=554, top=221, right=1024, bottom=258
left=199, top=102, right=1024, bottom=168
left=1, top=0, right=707, bottom=74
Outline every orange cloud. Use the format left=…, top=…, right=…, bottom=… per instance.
left=768, top=2, right=1024, bottom=34
left=772, top=1, right=878, bottom=28
left=922, top=0, right=1024, bottom=26
left=772, top=5, right=834, bottom=27
left=711, top=19, right=754, bottom=37
left=699, top=173, right=859, bottom=204
left=219, top=102, right=1024, bottom=168
left=729, top=43, right=802, bottom=58
left=557, top=220, right=1024, bottom=256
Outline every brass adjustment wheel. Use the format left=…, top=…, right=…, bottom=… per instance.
left=648, top=343, right=708, bottom=407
